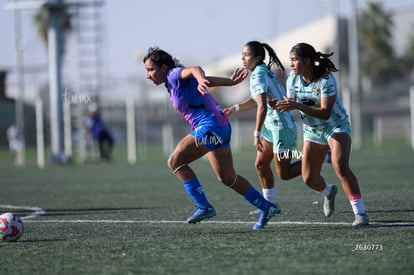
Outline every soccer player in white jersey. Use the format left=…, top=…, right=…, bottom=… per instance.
left=224, top=41, right=301, bottom=213
left=275, top=43, right=369, bottom=226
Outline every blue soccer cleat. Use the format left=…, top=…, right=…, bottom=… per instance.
left=253, top=203, right=281, bottom=230
left=187, top=206, right=216, bottom=224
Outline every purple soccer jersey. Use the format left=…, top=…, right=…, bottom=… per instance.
left=166, top=67, right=229, bottom=129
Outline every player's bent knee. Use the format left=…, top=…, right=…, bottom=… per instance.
left=217, top=172, right=236, bottom=186
left=167, top=156, right=186, bottom=173
left=277, top=170, right=290, bottom=181
left=332, top=162, right=351, bottom=179
left=255, top=161, right=266, bottom=172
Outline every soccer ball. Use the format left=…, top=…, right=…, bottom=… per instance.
left=0, top=213, right=24, bottom=242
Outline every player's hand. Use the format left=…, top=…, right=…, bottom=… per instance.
left=275, top=96, right=297, bottom=112
left=269, top=99, right=279, bottom=109
left=222, top=106, right=234, bottom=117
left=230, top=68, right=249, bottom=84
left=197, top=78, right=210, bottom=95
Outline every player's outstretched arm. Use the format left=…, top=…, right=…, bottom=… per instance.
left=206, top=67, right=248, bottom=87
left=181, top=66, right=248, bottom=95
left=223, top=96, right=256, bottom=116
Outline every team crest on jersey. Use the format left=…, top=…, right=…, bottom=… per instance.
left=312, top=83, right=320, bottom=97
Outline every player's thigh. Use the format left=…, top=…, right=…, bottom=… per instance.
left=256, top=138, right=274, bottom=168
left=302, top=141, right=327, bottom=182
left=169, top=134, right=209, bottom=167
left=328, top=132, right=352, bottom=173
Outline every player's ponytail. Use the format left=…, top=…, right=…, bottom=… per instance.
left=245, top=41, right=284, bottom=72
left=261, top=43, right=285, bottom=72
left=315, top=51, right=338, bottom=75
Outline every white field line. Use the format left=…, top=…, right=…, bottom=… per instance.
left=1, top=204, right=413, bottom=226
left=23, top=219, right=414, bottom=227
left=0, top=204, right=45, bottom=219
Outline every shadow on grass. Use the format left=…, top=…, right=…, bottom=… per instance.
left=17, top=239, right=67, bottom=243
left=369, top=220, right=414, bottom=228
left=367, top=208, right=414, bottom=214
left=334, top=208, right=414, bottom=228
left=365, top=208, right=414, bottom=228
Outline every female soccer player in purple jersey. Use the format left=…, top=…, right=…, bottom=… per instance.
left=275, top=43, right=368, bottom=226
left=143, top=47, right=280, bottom=229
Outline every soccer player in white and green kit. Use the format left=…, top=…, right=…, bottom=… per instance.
left=224, top=41, right=301, bottom=214
left=275, top=43, right=369, bottom=226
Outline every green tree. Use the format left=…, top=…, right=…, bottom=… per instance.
left=358, top=1, right=397, bottom=86
left=33, top=3, right=72, bottom=53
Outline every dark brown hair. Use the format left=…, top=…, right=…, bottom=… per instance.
left=143, top=47, right=176, bottom=69
left=290, top=42, right=338, bottom=80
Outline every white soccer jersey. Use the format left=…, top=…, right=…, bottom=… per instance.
left=250, top=63, right=296, bottom=130
left=286, top=71, right=348, bottom=129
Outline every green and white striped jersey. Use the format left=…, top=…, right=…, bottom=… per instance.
left=286, top=71, right=348, bottom=129
left=250, top=63, right=296, bottom=130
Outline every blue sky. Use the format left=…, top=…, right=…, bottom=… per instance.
left=0, top=0, right=413, bottom=81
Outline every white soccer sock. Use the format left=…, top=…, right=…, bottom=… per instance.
left=350, top=197, right=366, bottom=215
left=318, top=181, right=332, bottom=197
left=262, top=188, right=277, bottom=204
